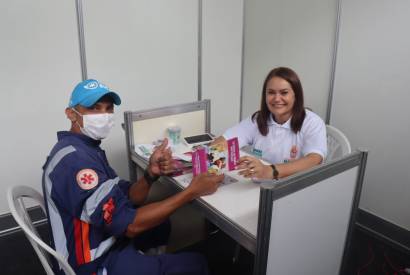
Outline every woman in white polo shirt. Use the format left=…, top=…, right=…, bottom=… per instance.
left=215, top=67, right=327, bottom=180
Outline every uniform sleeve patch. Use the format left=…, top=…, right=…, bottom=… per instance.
left=103, top=198, right=115, bottom=225
left=76, top=169, right=99, bottom=190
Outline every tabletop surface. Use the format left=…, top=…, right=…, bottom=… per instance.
left=132, top=146, right=264, bottom=252
left=173, top=169, right=260, bottom=238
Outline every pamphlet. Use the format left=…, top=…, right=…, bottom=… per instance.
left=192, top=147, right=208, bottom=176
left=191, top=137, right=239, bottom=176
left=227, top=137, right=239, bottom=171
left=135, top=137, right=240, bottom=177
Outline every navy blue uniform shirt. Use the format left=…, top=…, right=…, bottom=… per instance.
left=42, top=131, right=137, bottom=271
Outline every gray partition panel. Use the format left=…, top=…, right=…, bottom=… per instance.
left=254, top=151, right=367, bottom=275
left=124, top=100, right=210, bottom=182
left=268, top=167, right=357, bottom=275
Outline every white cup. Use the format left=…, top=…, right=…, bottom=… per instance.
left=167, top=126, right=181, bottom=145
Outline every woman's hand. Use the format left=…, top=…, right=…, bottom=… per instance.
left=210, top=136, right=227, bottom=149
left=237, top=155, right=273, bottom=179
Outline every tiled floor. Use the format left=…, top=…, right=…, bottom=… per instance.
left=1, top=224, right=408, bottom=275
left=343, top=229, right=410, bottom=275
left=0, top=229, right=47, bottom=275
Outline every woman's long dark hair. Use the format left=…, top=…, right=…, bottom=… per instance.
left=252, top=67, right=306, bottom=135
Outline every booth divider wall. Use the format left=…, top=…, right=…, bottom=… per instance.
left=254, top=151, right=368, bottom=275
left=124, top=100, right=210, bottom=182
left=123, top=100, right=211, bottom=251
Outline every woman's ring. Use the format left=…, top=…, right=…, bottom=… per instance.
left=250, top=168, right=255, bottom=174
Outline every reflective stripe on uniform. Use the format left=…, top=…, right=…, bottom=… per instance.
left=44, top=145, right=118, bottom=265
left=74, top=218, right=116, bottom=263
left=90, top=236, right=116, bottom=261
left=43, top=145, right=76, bottom=261
left=80, top=177, right=120, bottom=223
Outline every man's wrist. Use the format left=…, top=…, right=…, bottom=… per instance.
left=183, top=185, right=197, bottom=201
left=144, top=168, right=160, bottom=185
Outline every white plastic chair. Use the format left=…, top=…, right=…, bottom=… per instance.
left=7, top=185, right=75, bottom=275
left=326, top=124, right=352, bottom=161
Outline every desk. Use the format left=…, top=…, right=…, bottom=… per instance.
left=131, top=150, right=259, bottom=254
left=124, top=101, right=367, bottom=274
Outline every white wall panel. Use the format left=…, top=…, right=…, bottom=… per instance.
left=242, top=0, right=336, bottom=120
left=0, top=0, right=80, bottom=214
left=202, top=0, right=244, bottom=135
left=82, top=0, right=199, bottom=179
left=331, top=0, right=410, bottom=229
left=267, top=168, right=358, bottom=275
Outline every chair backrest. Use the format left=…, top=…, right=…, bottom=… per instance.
left=326, top=124, right=352, bottom=161
left=7, top=185, right=75, bottom=275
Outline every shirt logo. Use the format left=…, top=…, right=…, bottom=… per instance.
left=76, top=169, right=98, bottom=190
left=252, top=148, right=263, bottom=158
left=284, top=145, right=298, bottom=163
left=103, top=198, right=115, bottom=225
left=290, top=145, right=298, bottom=159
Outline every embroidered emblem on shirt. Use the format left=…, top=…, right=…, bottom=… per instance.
left=76, top=169, right=98, bottom=190
left=284, top=145, right=298, bottom=163
left=252, top=148, right=263, bottom=158
left=290, top=145, right=298, bottom=159
left=102, top=198, right=115, bottom=225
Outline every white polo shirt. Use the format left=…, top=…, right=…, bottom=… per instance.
left=223, top=109, right=327, bottom=164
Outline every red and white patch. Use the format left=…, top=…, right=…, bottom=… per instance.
left=103, top=198, right=115, bottom=225
left=76, top=169, right=98, bottom=190
left=290, top=145, right=298, bottom=160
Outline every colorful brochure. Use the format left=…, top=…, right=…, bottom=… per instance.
left=227, top=137, right=239, bottom=171
left=206, top=143, right=226, bottom=175
left=192, top=147, right=208, bottom=176
left=191, top=137, right=239, bottom=176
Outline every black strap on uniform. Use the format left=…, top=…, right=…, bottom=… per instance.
left=74, top=254, right=106, bottom=275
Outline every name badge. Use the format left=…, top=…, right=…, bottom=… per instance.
left=252, top=148, right=263, bottom=158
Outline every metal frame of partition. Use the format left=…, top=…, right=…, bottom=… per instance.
left=326, top=0, right=343, bottom=124
left=74, top=0, right=204, bottom=98
left=254, top=150, right=368, bottom=275
left=75, top=0, right=87, bottom=80
left=124, top=100, right=211, bottom=182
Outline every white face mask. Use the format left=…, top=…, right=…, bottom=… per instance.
left=72, top=109, right=115, bottom=140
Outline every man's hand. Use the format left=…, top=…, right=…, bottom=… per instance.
left=187, top=173, right=224, bottom=198
left=126, top=172, right=223, bottom=237
left=148, top=138, right=174, bottom=177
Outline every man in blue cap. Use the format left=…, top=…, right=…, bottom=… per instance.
left=42, top=79, right=223, bottom=274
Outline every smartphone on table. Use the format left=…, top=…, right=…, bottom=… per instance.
left=183, top=133, right=214, bottom=146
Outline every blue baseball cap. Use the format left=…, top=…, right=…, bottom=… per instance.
left=68, top=79, right=121, bottom=108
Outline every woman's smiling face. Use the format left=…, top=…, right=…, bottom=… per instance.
left=265, top=76, right=295, bottom=124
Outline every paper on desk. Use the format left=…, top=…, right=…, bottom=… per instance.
left=135, top=144, right=154, bottom=160
left=173, top=172, right=239, bottom=188
left=135, top=143, right=193, bottom=162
